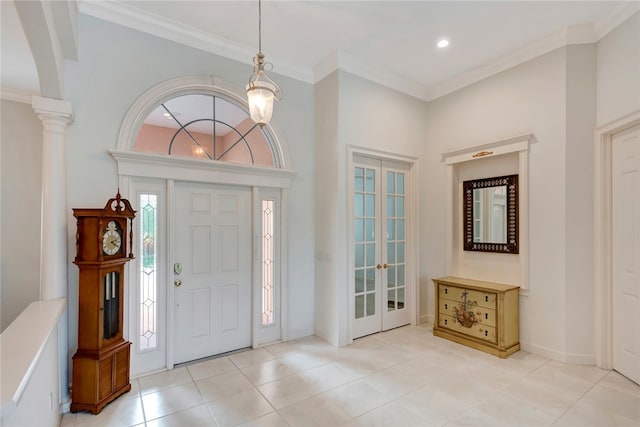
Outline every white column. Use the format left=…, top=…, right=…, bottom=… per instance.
left=32, top=96, right=73, bottom=300
left=32, top=96, right=73, bottom=406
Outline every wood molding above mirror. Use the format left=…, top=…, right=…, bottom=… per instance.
left=463, top=174, right=518, bottom=254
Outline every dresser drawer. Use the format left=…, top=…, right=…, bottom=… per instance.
left=438, top=314, right=497, bottom=344
left=439, top=285, right=496, bottom=309
left=439, top=299, right=497, bottom=327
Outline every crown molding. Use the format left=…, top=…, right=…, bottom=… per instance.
left=425, top=24, right=598, bottom=101
left=77, top=1, right=313, bottom=84
left=0, top=88, right=35, bottom=104
left=594, top=0, right=640, bottom=39
left=313, top=52, right=429, bottom=101
left=78, top=1, right=638, bottom=104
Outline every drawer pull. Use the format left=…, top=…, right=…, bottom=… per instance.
left=444, top=303, right=448, bottom=310
left=484, top=330, right=488, bottom=337
left=445, top=288, right=448, bottom=294
left=485, top=313, right=488, bottom=320
left=444, top=319, right=448, bottom=325
left=485, top=295, right=489, bottom=302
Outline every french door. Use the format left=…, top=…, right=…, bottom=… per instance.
left=352, top=156, right=412, bottom=339
left=612, top=124, right=640, bottom=384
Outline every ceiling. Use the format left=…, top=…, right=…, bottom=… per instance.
left=2, top=1, right=638, bottom=101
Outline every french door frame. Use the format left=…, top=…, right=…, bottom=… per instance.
left=113, top=151, right=293, bottom=375
left=346, top=146, right=419, bottom=343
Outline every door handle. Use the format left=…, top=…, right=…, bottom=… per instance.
left=376, top=264, right=382, bottom=270
left=383, top=264, right=388, bottom=269
left=174, top=279, right=182, bottom=287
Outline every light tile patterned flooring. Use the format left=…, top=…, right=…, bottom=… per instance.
left=61, top=324, right=640, bottom=427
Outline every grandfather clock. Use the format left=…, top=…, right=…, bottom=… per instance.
left=71, top=192, right=136, bottom=414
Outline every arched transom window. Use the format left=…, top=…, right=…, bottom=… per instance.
left=134, top=94, right=277, bottom=168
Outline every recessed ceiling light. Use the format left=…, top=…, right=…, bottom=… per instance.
left=437, top=39, right=450, bottom=49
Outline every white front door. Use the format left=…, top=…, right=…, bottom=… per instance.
left=352, top=156, right=412, bottom=339
left=613, top=124, right=640, bottom=384
left=173, top=182, right=252, bottom=364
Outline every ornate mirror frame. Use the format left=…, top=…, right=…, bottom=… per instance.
left=463, top=174, right=519, bottom=253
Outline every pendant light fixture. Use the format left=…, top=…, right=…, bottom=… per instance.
left=246, top=0, right=282, bottom=126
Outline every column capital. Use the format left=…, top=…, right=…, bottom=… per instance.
left=32, top=96, right=73, bottom=123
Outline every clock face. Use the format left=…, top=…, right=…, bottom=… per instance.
left=102, top=221, right=122, bottom=256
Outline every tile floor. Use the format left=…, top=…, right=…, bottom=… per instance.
left=61, top=324, right=640, bottom=427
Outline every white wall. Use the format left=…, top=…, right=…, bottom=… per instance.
left=564, top=44, right=596, bottom=360
left=596, top=11, right=640, bottom=127
left=0, top=99, right=42, bottom=331
left=63, top=14, right=315, bottom=367
left=314, top=71, right=340, bottom=344
left=314, top=71, right=428, bottom=346
left=424, top=47, right=583, bottom=360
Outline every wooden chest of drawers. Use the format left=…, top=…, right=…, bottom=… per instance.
left=433, top=276, right=520, bottom=358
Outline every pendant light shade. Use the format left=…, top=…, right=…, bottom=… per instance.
left=247, top=0, right=282, bottom=126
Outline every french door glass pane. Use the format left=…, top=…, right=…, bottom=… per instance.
left=355, top=244, right=364, bottom=268
left=397, top=174, right=404, bottom=194
left=355, top=270, right=364, bottom=293
left=355, top=167, right=364, bottom=191
left=355, top=295, right=364, bottom=318
left=366, top=293, right=375, bottom=316
left=355, top=219, right=364, bottom=242
left=354, top=194, right=364, bottom=217
left=365, top=169, right=375, bottom=192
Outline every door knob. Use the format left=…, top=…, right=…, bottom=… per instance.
left=376, top=264, right=382, bottom=270
left=383, top=264, right=388, bottom=269
left=174, top=279, right=182, bottom=287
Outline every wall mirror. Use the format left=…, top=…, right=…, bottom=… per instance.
left=463, top=174, right=518, bottom=253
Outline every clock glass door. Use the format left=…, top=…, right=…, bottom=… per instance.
left=103, top=271, right=120, bottom=340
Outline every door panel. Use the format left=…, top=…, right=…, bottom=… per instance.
left=613, top=124, right=640, bottom=384
left=173, top=182, right=251, bottom=364
left=353, top=157, right=411, bottom=339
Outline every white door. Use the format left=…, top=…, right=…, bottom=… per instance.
left=613, top=124, right=640, bottom=384
left=353, top=156, right=412, bottom=338
left=173, top=182, right=252, bottom=364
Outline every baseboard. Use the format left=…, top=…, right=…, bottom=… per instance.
left=520, top=341, right=596, bottom=365
left=419, top=314, right=434, bottom=325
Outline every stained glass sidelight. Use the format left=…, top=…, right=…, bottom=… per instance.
left=139, top=194, right=158, bottom=351
left=262, top=200, right=275, bottom=326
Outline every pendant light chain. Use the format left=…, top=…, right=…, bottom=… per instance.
left=258, top=0, right=262, bottom=54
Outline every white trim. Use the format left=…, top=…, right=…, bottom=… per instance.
left=442, top=134, right=532, bottom=165
left=79, top=1, right=637, bottom=103
left=520, top=340, right=596, bottom=365
left=110, top=150, right=294, bottom=189
left=0, top=88, right=34, bottom=104
left=78, top=1, right=312, bottom=84
left=594, top=109, right=640, bottom=370
left=594, top=1, right=640, bottom=40
left=116, top=76, right=290, bottom=170
left=442, top=134, right=531, bottom=289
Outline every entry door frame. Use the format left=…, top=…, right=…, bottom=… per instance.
left=594, top=108, right=640, bottom=370
left=346, top=145, right=419, bottom=343
left=113, top=152, right=294, bottom=374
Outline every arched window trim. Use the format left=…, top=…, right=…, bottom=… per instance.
left=116, top=76, right=290, bottom=171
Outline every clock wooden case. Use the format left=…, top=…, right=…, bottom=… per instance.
left=71, top=192, right=136, bottom=414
